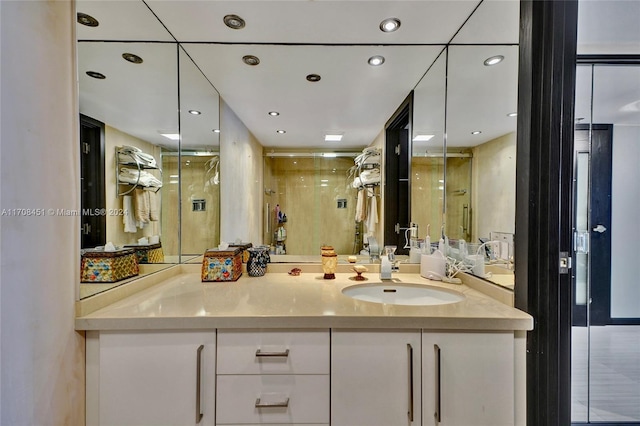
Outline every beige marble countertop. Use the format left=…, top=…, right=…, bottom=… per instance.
left=75, top=264, right=532, bottom=332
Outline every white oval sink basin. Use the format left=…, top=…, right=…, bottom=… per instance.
left=342, top=282, right=465, bottom=306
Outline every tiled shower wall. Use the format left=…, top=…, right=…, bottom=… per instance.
left=264, top=156, right=359, bottom=255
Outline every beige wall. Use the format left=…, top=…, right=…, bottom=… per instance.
left=471, top=132, right=517, bottom=240
left=411, top=157, right=445, bottom=242
left=162, top=155, right=220, bottom=255
left=0, top=1, right=84, bottom=424
left=266, top=157, right=357, bottom=255
left=369, top=131, right=385, bottom=247
left=445, top=156, right=472, bottom=241
left=105, top=126, right=162, bottom=246
left=219, top=99, right=264, bottom=245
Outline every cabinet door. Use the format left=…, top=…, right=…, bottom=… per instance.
left=331, top=330, right=421, bottom=426
left=93, top=331, right=216, bottom=426
left=422, top=331, right=514, bottom=426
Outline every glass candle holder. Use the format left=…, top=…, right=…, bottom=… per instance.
left=322, top=253, right=338, bottom=279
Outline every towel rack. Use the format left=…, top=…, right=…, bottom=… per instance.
left=115, top=146, right=162, bottom=197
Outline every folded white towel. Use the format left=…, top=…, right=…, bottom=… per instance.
left=352, top=168, right=381, bottom=188
left=119, top=168, right=162, bottom=188
left=122, top=195, right=137, bottom=233
left=365, top=194, right=378, bottom=236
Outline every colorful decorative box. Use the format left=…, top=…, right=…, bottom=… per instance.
left=81, top=248, right=139, bottom=283
left=124, top=243, right=165, bottom=264
left=229, top=242, right=253, bottom=263
left=201, top=247, right=243, bottom=282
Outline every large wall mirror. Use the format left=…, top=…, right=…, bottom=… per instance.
left=76, top=1, right=221, bottom=299
left=76, top=0, right=519, bottom=298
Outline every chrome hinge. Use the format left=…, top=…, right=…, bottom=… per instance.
left=559, top=251, right=572, bottom=274
left=395, top=144, right=401, bottom=155
left=82, top=142, right=91, bottom=154
left=395, top=223, right=400, bottom=234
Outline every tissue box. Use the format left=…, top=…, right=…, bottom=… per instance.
left=124, top=243, right=164, bottom=264
left=81, top=248, right=139, bottom=283
left=229, top=242, right=253, bottom=263
left=201, top=247, right=243, bottom=282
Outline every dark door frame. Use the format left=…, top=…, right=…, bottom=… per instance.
left=572, top=124, right=614, bottom=327
left=515, top=1, right=578, bottom=425
left=80, top=114, right=106, bottom=249
left=383, top=92, right=413, bottom=255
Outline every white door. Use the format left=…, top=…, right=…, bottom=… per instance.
left=331, top=329, right=421, bottom=426
left=95, top=331, right=216, bottom=426
left=422, top=331, right=514, bottom=426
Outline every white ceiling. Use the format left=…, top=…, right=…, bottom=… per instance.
left=75, top=0, right=522, bottom=152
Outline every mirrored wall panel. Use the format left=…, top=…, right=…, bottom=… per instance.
left=78, top=41, right=179, bottom=298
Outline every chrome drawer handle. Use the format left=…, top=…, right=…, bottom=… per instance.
left=255, top=397, right=290, bottom=408
left=255, top=349, right=290, bottom=357
left=196, top=345, right=204, bottom=424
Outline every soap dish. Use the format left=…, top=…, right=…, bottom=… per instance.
left=288, top=267, right=302, bottom=276
left=350, top=265, right=368, bottom=281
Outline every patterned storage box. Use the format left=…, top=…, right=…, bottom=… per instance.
left=81, top=248, right=139, bottom=283
left=201, top=247, right=243, bottom=282
left=124, top=243, right=165, bottom=264
left=229, top=242, right=253, bottom=263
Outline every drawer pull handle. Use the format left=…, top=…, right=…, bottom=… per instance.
left=407, top=343, right=414, bottom=422
left=434, top=344, right=441, bottom=423
left=255, top=349, right=290, bottom=357
left=255, top=397, right=290, bottom=408
left=196, top=345, right=204, bottom=424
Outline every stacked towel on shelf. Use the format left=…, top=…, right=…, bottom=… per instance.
left=118, top=146, right=157, bottom=168
left=352, top=168, right=381, bottom=188
left=354, top=147, right=381, bottom=167
left=119, top=167, right=162, bottom=188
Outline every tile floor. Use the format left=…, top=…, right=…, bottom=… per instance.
left=572, top=325, right=640, bottom=423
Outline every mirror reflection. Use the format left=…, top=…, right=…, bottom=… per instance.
left=77, top=0, right=521, bottom=298
left=176, top=47, right=221, bottom=258
left=78, top=41, right=179, bottom=298
left=445, top=45, right=518, bottom=288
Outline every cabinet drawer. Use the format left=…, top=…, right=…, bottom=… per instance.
left=217, top=329, right=329, bottom=374
left=216, top=375, right=329, bottom=424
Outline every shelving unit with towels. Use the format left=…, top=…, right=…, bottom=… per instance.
left=115, top=146, right=162, bottom=197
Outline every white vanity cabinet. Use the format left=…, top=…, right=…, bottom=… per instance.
left=86, top=330, right=216, bottom=426
left=331, top=330, right=422, bottom=426
left=216, top=329, right=330, bottom=426
left=422, top=331, right=515, bottom=426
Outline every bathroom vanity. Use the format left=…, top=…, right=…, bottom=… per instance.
left=76, top=264, right=532, bottom=426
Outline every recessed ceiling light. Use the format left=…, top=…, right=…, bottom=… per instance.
left=380, top=18, right=401, bottom=32
left=212, top=129, right=221, bottom=133
left=77, top=12, right=99, bottom=27
left=306, top=74, right=321, bottom=82
left=368, top=55, right=385, bottom=66
left=223, top=14, right=245, bottom=30
left=484, top=55, right=504, bottom=66
left=242, top=55, right=260, bottom=66
left=122, top=53, right=143, bottom=64
left=413, top=134, right=435, bottom=142
left=189, top=110, right=201, bottom=115
left=161, top=133, right=180, bottom=140
left=471, top=131, right=482, bottom=135
left=86, top=71, right=106, bottom=79
left=276, top=130, right=286, bottom=134
left=268, top=111, right=280, bottom=116
left=507, top=112, right=518, bottom=117
left=324, top=134, right=343, bottom=142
